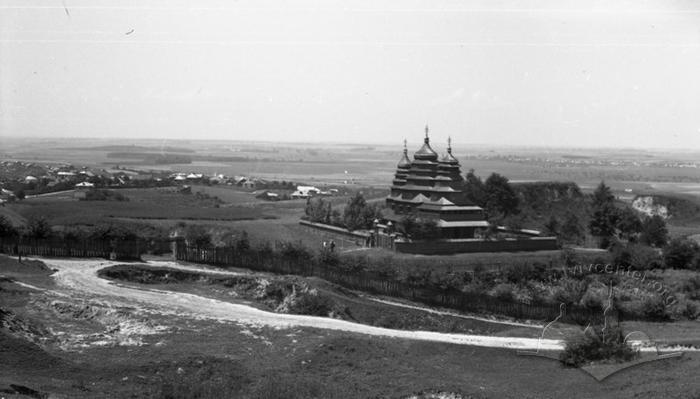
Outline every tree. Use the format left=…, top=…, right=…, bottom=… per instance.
left=304, top=197, right=331, bottom=224
left=589, top=205, right=618, bottom=237
left=463, top=169, right=487, bottom=206
left=588, top=181, right=619, bottom=245
left=342, top=193, right=380, bottom=230
left=0, top=215, right=18, bottom=238
left=24, top=215, right=52, bottom=239
left=413, top=219, right=440, bottom=240
left=483, top=173, right=519, bottom=217
left=398, top=215, right=439, bottom=240
left=235, top=231, right=250, bottom=252
left=185, top=225, right=212, bottom=247
left=592, top=181, right=615, bottom=208
left=615, top=207, right=643, bottom=241
left=640, top=215, right=668, bottom=248
left=14, top=189, right=25, bottom=200
left=88, top=223, right=138, bottom=242
left=561, top=212, right=584, bottom=244
left=543, top=215, right=560, bottom=236
left=663, top=238, right=699, bottom=269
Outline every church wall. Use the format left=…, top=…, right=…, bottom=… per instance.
left=394, top=237, right=559, bottom=255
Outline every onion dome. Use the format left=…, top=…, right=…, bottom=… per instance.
left=397, top=139, right=411, bottom=169
left=442, top=136, right=459, bottom=165
left=414, top=125, right=438, bottom=161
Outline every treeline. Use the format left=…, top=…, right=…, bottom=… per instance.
left=303, top=192, right=381, bottom=231
left=107, top=152, right=193, bottom=164
left=80, top=189, right=129, bottom=202
left=0, top=215, right=170, bottom=248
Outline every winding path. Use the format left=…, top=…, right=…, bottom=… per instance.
left=37, top=257, right=562, bottom=350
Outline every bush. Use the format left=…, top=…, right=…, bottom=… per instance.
left=401, top=216, right=440, bottom=240
left=185, top=225, right=212, bottom=247
left=641, top=296, right=670, bottom=321
left=612, top=243, right=662, bottom=271
left=289, top=290, right=334, bottom=317
left=0, top=215, right=18, bottom=238
left=663, top=238, right=700, bottom=270
left=279, top=241, right=312, bottom=262
left=82, top=189, right=129, bottom=201
left=560, top=326, right=638, bottom=368
left=339, top=254, right=368, bottom=273
left=553, top=278, right=587, bottom=305
left=318, top=249, right=339, bottom=266
left=24, top=215, right=52, bottom=239
left=682, top=301, right=699, bottom=320
left=640, top=215, right=668, bottom=247
left=580, top=285, right=607, bottom=310
left=492, top=283, right=516, bottom=301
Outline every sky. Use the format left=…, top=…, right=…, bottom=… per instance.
left=2, top=0, right=700, bottom=149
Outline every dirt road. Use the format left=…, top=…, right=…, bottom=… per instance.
left=37, top=257, right=563, bottom=350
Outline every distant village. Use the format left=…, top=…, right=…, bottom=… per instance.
left=0, top=160, right=338, bottom=204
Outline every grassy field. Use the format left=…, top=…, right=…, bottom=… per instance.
left=4, top=187, right=277, bottom=227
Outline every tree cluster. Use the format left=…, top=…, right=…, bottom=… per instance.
left=399, top=215, right=439, bottom=240
left=341, top=193, right=381, bottom=231
left=588, top=181, right=668, bottom=248
left=463, top=170, right=519, bottom=218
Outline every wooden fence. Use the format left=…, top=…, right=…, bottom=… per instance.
left=0, top=237, right=147, bottom=260
left=175, top=242, right=612, bottom=324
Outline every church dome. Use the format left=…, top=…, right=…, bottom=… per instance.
left=414, top=125, right=438, bottom=161
left=440, top=137, right=459, bottom=165
left=397, top=140, right=411, bottom=168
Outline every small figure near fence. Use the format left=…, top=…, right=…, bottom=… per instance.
left=329, top=240, right=336, bottom=252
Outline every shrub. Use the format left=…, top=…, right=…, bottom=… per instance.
left=640, top=215, right=669, bottom=248
left=82, top=189, right=129, bottom=201
left=289, top=290, right=334, bottom=317
left=279, top=241, right=312, bottom=262
left=492, top=283, right=516, bottom=301
left=663, top=238, right=699, bottom=270
left=185, top=225, right=212, bottom=247
left=318, top=249, right=339, bottom=266
left=580, top=285, right=607, bottom=310
left=339, top=254, right=368, bottom=273
left=88, top=223, right=139, bottom=242
left=641, top=296, right=670, bottom=321
left=560, top=326, right=638, bottom=368
left=612, top=243, right=662, bottom=271
left=24, top=215, right=52, bottom=239
left=553, top=278, right=587, bottom=305
left=682, top=301, right=698, bottom=320
left=0, top=215, right=18, bottom=238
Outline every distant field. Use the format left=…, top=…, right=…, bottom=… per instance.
left=6, top=188, right=276, bottom=226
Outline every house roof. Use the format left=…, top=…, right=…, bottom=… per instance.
left=436, top=220, right=490, bottom=228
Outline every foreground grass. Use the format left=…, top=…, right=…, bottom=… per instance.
left=2, top=321, right=698, bottom=399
